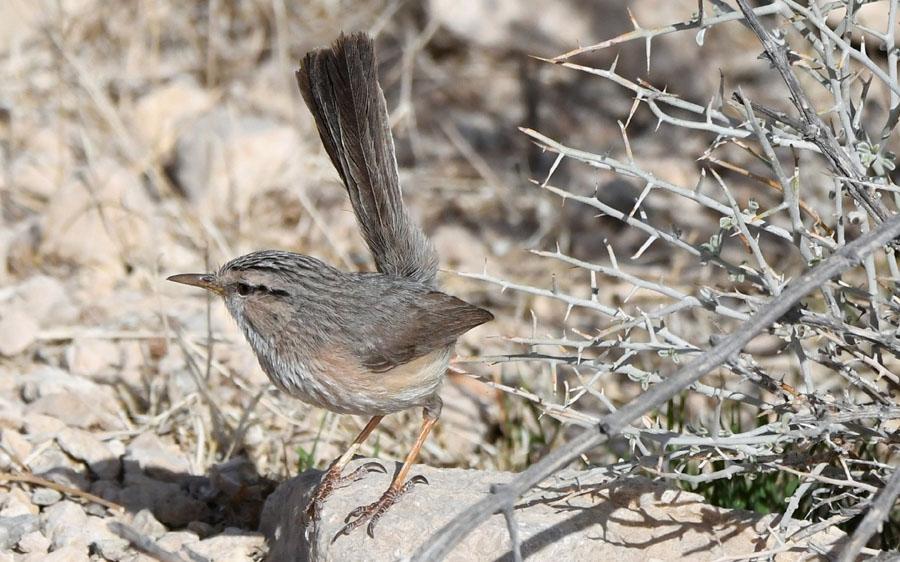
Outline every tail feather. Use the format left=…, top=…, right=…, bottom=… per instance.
left=296, top=32, right=438, bottom=286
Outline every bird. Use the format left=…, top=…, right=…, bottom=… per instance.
left=167, top=31, right=493, bottom=539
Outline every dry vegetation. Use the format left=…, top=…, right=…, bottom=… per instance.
left=0, top=0, right=898, bottom=560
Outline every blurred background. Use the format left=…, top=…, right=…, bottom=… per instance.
left=1, top=0, right=897, bottom=552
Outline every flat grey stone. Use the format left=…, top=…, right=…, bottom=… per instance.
left=30, top=488, right=62, bottom=506
left=261, top=459, right=849, bottom=562
left=0, top=513, right=40, bottom=550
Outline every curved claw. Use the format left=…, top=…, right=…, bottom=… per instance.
left=357, top=461, right=388, bottom=475
left=408, top=474, right=429, bottom=486
left=366, top=514, right=382, bottom=538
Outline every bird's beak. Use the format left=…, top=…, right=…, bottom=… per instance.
left=167, top=273, right=224, bottom=296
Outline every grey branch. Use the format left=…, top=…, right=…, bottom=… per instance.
left=413, top=213, right=900, bottom=561
left=836, top=465, right=900, bottom=562
left=734, top=0, right=890, bottom=223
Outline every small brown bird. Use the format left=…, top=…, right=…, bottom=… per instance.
left=168, top=32, right=492, bottom=538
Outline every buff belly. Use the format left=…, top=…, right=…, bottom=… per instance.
left=261, top=346, right=452, bottom=416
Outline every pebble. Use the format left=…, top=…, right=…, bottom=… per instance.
left=0, top=309, right=38, bottom=356
left=0, top=396, right=24, bottom=430
left=93, top=536, right=130, bottom=561
left=22, top=413, right=65, bottom=438
left=36, top=544, right=90, bottom=562
left=0, top=488, right=38, bottom=517
left=43, top=500, right=88, bottom=549
left=124, top=433, right=191, bottom=480
left=0, top=513, right=40, bottom=549
left=17, top=529, right=50, bottom=554
left=57, top=427, right=120, bottom=480
left=26, top=392, right=107, bottom=430
left=130, top=508, right=167, bottom=539
left=0, top=428, right=33, bottom=463
left=26, top=443, right=90, bottom=491
left=157, top=530, right=200, bottom=552
left=182, top=530, right=266, bottom=562
left=66, top=338, right=121, bottom=378
left=11, top=275, right=76, bottom=326
left=30, top=488, right=62, bottom=506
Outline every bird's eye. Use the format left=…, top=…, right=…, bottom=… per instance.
left=236, top=283, right=253, bottom=296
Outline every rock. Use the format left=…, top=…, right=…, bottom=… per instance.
left=0, top=309, right=38, bottom=356
left=26, top=392, right=122, bottom=431
left=94, top=540, right=129, bottom=561
left=132, top=78, right=215, bottom=155
left=22, top=413, right=66, bottom=438
left=25, top=442, right=89, bottom=491
left=20, top=366, right=96, bottom=400
left=156, top=530, right=200, bottom=552
left=10, top=275, right=77, bottom=327
left=0, top=395, right=24, bottom=430
left=124, top=433, right=191, bottom=481
left=93, top=536, right=130, bottom=561
left=41, top=160, right=154, bottom=270
left=130, top=509, right=167, bottom=539
left=7, top=128, right=74, bottom=202
left=169, top=109, right=303, bottom=221
left=82, top=516, right=124, bottom=554
left=57, top=427, right=120, bottom=480
left=261, top=459, right=848, bottom=561
left=181, top=529, right=266, bottom=562
left=21, top=367, right=123, bottom=430
left=30, top=488, right=62, bottom=507
left=42, top=500, right=88, bottom=549
left=0, top=428, right=33, bottom=464
left=17, top=529, right=50, bottom=554
left=0, top=487, right=37, bottom=517
left=0, top=513, right=40, bottom=549
left=66, top=339, right=121, bottom=379
left=37, top=545, right=90, bottom=562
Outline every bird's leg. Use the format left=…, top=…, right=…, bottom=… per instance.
left=307, top=415, right=385, bottom=520
left=334, top=397, right=441, bottom=540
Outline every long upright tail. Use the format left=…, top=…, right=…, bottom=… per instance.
left=296, top=32, right=438, bottom=286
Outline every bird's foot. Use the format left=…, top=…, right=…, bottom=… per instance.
left=306, top=461, right=386, bottom=521
left=332, top=474, right=429, bottom=541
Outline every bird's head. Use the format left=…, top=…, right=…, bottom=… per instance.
left=167, top=251, right=323, bottom=338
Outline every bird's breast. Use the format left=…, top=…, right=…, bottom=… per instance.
left=253, top=338, right=450, bottom=416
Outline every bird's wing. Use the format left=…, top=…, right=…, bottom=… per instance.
left=350, top=290, right=493, bottom=373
